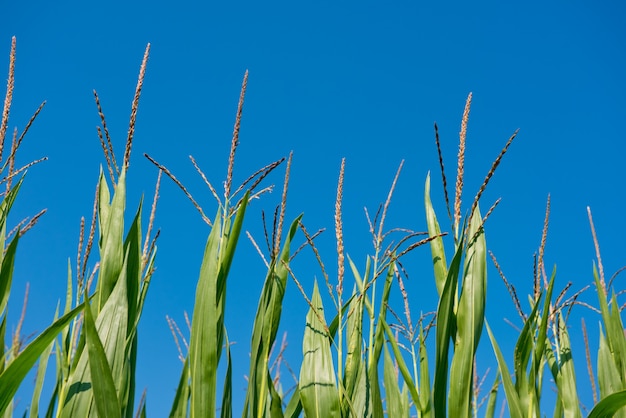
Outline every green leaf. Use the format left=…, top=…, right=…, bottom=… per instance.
left=449, top=206, right=486, bottom=418
left=341, top=287, right=364, bottom=416
left=169, top=357, right=190, bottom=418
left=419, top=326, right=432, bottom=418
left=83, top=298, right=121, bottom=418
left=383, top=345, right=407, bottom=418
left=598, top=327, right=623, bottom=400
left=0, top=315, right=5, bottom=375
left=61, top=255, right=130, bottom=417
left=381, top=320, right=420, bottom=412
left=424, top=173, right=448, bottom=296
left=299, top=280, right=340, bottom=418
left=588, top=390, right=626, bottom=418
left=350, top=361, right=371, bottom=418
left=0, top=303, right=84, bottom=414
left=243, top=215, right=301, bottom=418
left=220, top=332, right=232, bottom=418
left=97, top=168, right=126, bottom=313
left=433, top=240, right=464, bottom=417
left=29, top=306, right=58, bottom=418
left=189, top=194, right=249, bottom=418
left=0, top=234, right=19, bottom=318
left=484, top=373, right=500, bottom=418
left=368, top=262, right=395, bottom=418
left=121, top=201, right=144, bottom=418
left=284, top=387, right=302, bottom=418
left=485, top=321, right=523, bottom=418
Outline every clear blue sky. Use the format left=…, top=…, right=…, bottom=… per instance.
left=2, top=1, right=625, bottom=416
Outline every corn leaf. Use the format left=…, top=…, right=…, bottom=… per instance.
left=243, top=215, right=301, bottom=418
left=594, top=263, right=626, bottom=382
left=381, top=320, right=420, bottom=412
left=424, top=173, right=448, bottom=296
left=283, top=387, right=302, bottom=418
left=299, top=280, right=340, bottom=418
left=96, top=169, right=126, bottom=313
left=0, top=234, right=19, bottom=319
left=350, top=360, right=370, bottom=418
left=169, top=357, right=190, bottom=418
left=28, top=306, right=58, bottom=418
left=485, top=321, right=523, bottom=418
left=484, top=373, right=500, bottom=418
left=550, top=314, right=581, bottom=418
left=341, top=288, right=364, bottom=417
left=433, top=240, right=464, bottom=417
left=588, top=390, right=626, bottom=418
left=121, top=202, right=144, bottom=418
left=61, top=253, right=130, bottom=417
left=449, top=206, right=486, bottom=417
left=0, top=302, right=84, bottom=414
left=383, top=345, right=407, bottom=418
left=189, top=193, right=248, bottom=418
left=220, top=332, right=232, bottom=418
left=419, top=325, right=432, bottom=418
left=0, top=315, right=5, bottom=375
left=83, top=297, right=121, bottom=418
left=368, top=263, right=395, bottom=418
left=597, top=327, right=623, bottom=400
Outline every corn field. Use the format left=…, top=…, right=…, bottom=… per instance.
left=1, top=38, right=625, bottom=418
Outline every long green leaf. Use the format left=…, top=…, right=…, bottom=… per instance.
left=552, top=314, right=581, bottom=418
left=28, top=306, right=58, bottom=418
left=433, top=240, right=464, bottom=417
left=244, top=215, right=301, bottom=418
left=381, top=320, right=421, bottom=412
left=449, top=206, right=486, bottom=417
left=220, top=332, right=232, bottom=418
left=0, top=303, right=84, bottom=414
left=61, top=253, right=130, bottom=417
left=424, top=173, right=448, bottom=296
left=484, top=373, right=500, bottom=418
left=189, top=209, right=223, bottom=418
left=189, top=194, right=248, bottom=418
left=368, top=262, right=395, bottom=418
left=299, top=280, right=340, bottom=418
left=419, top=325, right=432, bottom=418
left=121, top=201, right=144, bottom=418
left=96, top=169, right=126, bottom=312
left=83, top=298, right=121, bottom=418
left=341, top=287, right=364, bottom=417
left=597, top=327, right=623, bottom=400
left=383, top=345, right=407, bottom=418
left=283, top=387, right=302, bottom=418
left=169, top=357, right=190, bottom=418
left=0, top=234, right=19, bottom=318
left=485, top=321, right=523, bottom=418
left=588, top=390, right=626, bottom=418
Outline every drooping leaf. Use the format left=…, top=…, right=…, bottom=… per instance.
left=0, top=303, right=84, bottom=414
left=588, top=390, right=626, bottom=418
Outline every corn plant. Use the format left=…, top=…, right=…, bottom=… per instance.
left=40, top=43, right=159, bottom=418
left=144, top=71, right=303, bottom=418
left=584, top=208, right=626, bottom=418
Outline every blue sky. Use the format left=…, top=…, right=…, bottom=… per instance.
left=2, top=0, right=625, bottom=415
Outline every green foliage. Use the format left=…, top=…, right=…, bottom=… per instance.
left=1, top=38, right=625, bottom=418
